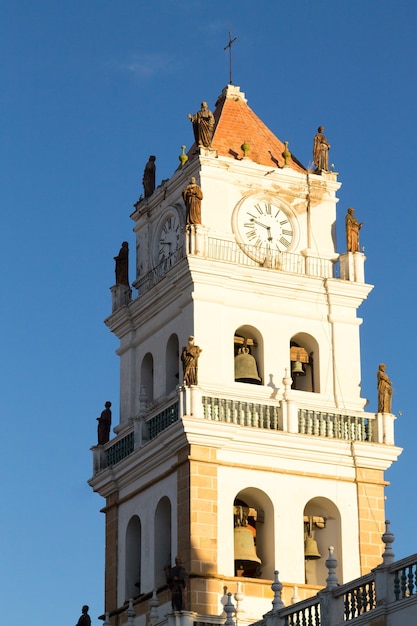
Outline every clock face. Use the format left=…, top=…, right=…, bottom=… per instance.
left=234, top=198, right=296, bottom=263
left=157, top=212, right=181, bottom=270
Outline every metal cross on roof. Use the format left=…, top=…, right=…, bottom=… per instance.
left=224, top=30, right=238, bottom=85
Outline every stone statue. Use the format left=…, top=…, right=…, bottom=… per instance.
left=114, top=242, right=129, bottom=286
left=182, top=177, right=203, bottom=225
left=345, top=208, right=364, bottom=252
left=181, top=336, right=202, bottom=386
left=97, top=401, right=112, bottom=445
left=75, top=605, right=91, bottom=626
left=188, top=102, right=215, bottom=148
left=142, top=155, right=156, bottom=198
left=165, top=556, right=187, bottom=611
left=377, top=364, right=393, bottom=413
left=313, top=126, right=330, bottom=172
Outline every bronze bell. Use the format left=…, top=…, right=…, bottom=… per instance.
left=292, top=350, right=306, bottom=376
left=234, top=347, right=261, bottom=384
left=292, top=359, right=305, bottom=376
left=304, top=536, right=321, bottom=559
left=234, top=525, right=262, bottom=572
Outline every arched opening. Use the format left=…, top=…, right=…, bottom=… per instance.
left=303, top=497, right=341, bottom=586
left=233, top=488, right=274, bottom=580
left=154, top=496, right=172, bottom=589
left=141, top=352, right=154, bottom=403
left=290, top=333, right=320, bottom=392
left=234, top=325, right=264, bottom=385
left=166, top=334, right=179, bottom=395
left=125, top=515, right=141, bottom=600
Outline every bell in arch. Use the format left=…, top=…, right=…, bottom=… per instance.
left=234, top=346, right=261, bottom=384
left=234, top=525, right=262, bottom=575
left=304, top=536, right=321, bottom=559
left=291, top=350, right=306, bottom=377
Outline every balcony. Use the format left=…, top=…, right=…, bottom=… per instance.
left=91, top=386, right=396, bottom=475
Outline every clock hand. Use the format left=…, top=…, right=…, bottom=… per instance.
left=250, top=218, right=270, bottom=229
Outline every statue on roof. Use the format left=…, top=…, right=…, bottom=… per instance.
left=165, top=556, right=187, bottom=611
left=377, top=364, right=393, bottom=413
left=345, top=208, right=363, bottom=253
left=188, top=102, right=215, bottom=148
left=114, top=242, right=129, bottom=286
left=181, top=336, right=202, bottom=386
left=97, top=401, right=112, bottom=445
left=182, top=177, right=203, bottom=225
left=313, top=126, right=330, bottom=172
left=75, top=606, right=91, bottom=626
left=142, top=155, right=156, bottom=198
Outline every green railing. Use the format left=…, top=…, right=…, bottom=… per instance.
left=202, top=396, right=281, bottom=430
left=106, top=432, right=134, bottom=467
left=298, top=409, right=372, bottom=441
left=147, top=402, right=179, bottom=440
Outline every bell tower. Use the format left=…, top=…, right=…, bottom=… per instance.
left=89, top=84, right=401, bottom=625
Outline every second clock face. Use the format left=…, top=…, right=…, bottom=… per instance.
left=235, top=199, right=295, bottom=254
left=157, top=212, right=181, bottom=269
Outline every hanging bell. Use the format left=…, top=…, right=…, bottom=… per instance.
left=292, top=359, right=305, bottom=376
left=234, top=525, right=262, bottom=573
left=304, top=536, right=321, bottom=559
left=234, top=347, right=261, bottom=384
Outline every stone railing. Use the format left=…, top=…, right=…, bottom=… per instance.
left=258, top=524, right=417, bottom=626
left=392, top=555, right=417, bottom=600
left=298, top=409, right=371, bottom=442
left=202, top=395, right=281, bottom=430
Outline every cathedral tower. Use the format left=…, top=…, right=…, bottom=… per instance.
left=89, top=85, right=401, bottom=626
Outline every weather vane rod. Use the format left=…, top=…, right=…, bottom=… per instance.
left=224, top=30, right=237, bottom=85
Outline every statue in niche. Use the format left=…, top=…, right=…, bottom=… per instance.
left=345, top=207, right=364, bottom=252
left=182, top=177, right=203, bottom=225
left=142, top=155, right=156, bottom=198
left=165, top=556, right=187, bottom=611
left=313, top=126, right=330, bottom=172
left=114, top=241, right=129, bottom=286
left=97, top=401, right=112, bottom=445
left=188, top=102, right=215, bottom=148
left=75, top=606, right=91, bottom=626
left=377, top=364, right=393, bottom=413
left=181, top=336, right=202, bottom=386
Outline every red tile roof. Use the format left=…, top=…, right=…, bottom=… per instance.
left=188, top=86, right=306, bottom=173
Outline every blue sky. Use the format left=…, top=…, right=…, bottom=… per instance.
left=1, top=2, right=416, bottom=624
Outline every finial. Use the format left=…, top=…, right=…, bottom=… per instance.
left=271, top=570, right=284, bottom=611
left=283, top=141, right=291, bottom=166
left=126, top=598, right=136, bottom=624
left=241, top=140, right=250, bottom=159
left=381, top=520, right=395, bottom=564
left=179, top=145, right=188, bottom=167
left=149, top=589, right=160, bottom=625
left=291, top=585, right=300, bottom=604
left=224, top=30, right=238, bottom=85
left=325, top=546, right=339, bottom=589
left=224, top=592, right=236, bottom=626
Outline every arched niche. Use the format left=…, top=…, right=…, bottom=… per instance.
left=234, top=325, right=264, bottom=385
left=290, top=333, right=320, bottom=393
left=154, top=496, right=172, bottom=589
left=141, top=352, right=154, bottom=403
left=125, top=515, right=141, bottom=600
left=303, top=497, right=341, bottom=586
left=166, top=334, right=179, bottom=395
left=233, top=487, right=274, bottom=580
